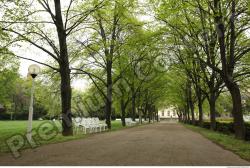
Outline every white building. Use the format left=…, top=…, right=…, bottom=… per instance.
left=158, top=106, right=178, bottom=120
left=244, top=115, right=250, bottom=122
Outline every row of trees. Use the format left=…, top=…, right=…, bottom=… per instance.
left=153, top=0, right=250, bottom=139
left=0, top=71, right=57, bottom=120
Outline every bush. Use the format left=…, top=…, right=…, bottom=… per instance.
left=194, top=120, right=200, bottom=126
left=0, top=112, right=10, bottom=120
left=215, top=122, right=234, bottom=134
left=216, top=118, right=234, bottom=123
left=245, top=123, right=250, bottom=141
left=188, top=120, right=250, bottom=141
left=202, top=122, right=210, bottom=129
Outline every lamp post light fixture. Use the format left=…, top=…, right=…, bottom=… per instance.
left=27, top=64, right=41, bottom=142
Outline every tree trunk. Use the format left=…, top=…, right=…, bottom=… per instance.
left=187, top=109, right=190, bottom=123
left=105, top=60, right=112, bottom=129
left=185, top=83, right=190, bottom=123
left=143, top=109, right=147, bottom=121
left=148, top=104, right=151, bottom=123
left=60, top=64, right=72, bottom=136
left=156, top=108, right=159, bottom=122
left=144, top=102, right=148, bottom=121
left=227, top=82, right=245, bottom=139
left=208, top=68, right=219, bottom=130
left=131, top=86, right=136, bottom=121
left=185, top=104, right=190, bottom=124
left=183, top=107, right=187, bottom=123
left=120, top=97, right=126, bottom=127
left=209, top=93, right=216, bottom=130
left=138, top=107, right=142, bottom=124
left=196, top=87, right=203, bottom=125
left=190, top=101, right=195, bottom=125
left=188, top=82, right=195, bottom=124
left=152, top=105, right=154, bottom=122
left=178, top=110, right=184, bottom=122
left=54, top=0, right=72, bottom=136
left=198, top=99, right=203, bottom=125
left=154, top=110, right=156, bottom=122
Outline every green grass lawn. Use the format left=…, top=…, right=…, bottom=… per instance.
left=0, top=120, right=124, bottom=154
left=184, top=124, right=250, bottom=161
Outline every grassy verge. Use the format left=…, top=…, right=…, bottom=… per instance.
left=0, top=120, right=125, bottom=153
left=184, top=124, right=250, bottom=161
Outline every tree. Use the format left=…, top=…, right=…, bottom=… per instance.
left=0, top=24, right=20, bottom=117
left=73, top=0, right=141, bottom=129
left=211, top=0, right=250, bottom=139
left=1, top=0, right=102, bottom=135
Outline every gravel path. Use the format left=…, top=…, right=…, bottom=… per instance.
left=0, top=122, right=249, bottom=166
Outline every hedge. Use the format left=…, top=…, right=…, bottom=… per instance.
left=190, top=120, right=250, bottom=141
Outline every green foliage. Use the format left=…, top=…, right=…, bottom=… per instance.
left=0, top=70, right=64, bottom=120
left=0, top=70, right=19, bottom=106
left=72, top=86, right=106, bottom=118
left=159, top=66, right=187, bottom=108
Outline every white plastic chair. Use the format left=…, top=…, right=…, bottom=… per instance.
left=81, top=118, right=92, bottom=134
left=94, top=118, right=107, bottom=132
left=89, top=118, right=98, bottom=132
left=125, top=118, right=136, bottom=126
left=73, top=117, right=82, bottom=134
